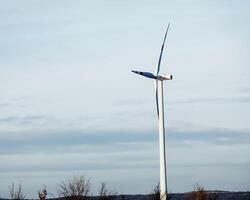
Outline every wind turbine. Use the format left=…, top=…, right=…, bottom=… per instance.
left=132, top=23, right=172, bottom=200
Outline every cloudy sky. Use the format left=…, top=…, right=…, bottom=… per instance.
left=0, top=0, right=250, bottom=198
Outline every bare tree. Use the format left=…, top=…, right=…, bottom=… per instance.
left=8, top=182, right=25, bottom=200
left=98, top=182, right=117, bottom=200
left=148, top=183, right=169, bottom=200
left=148, top=183, right=160, bottom=200
left=58, top=176, right=91, bottom=200
left=186, top=183, right=207, bottom=200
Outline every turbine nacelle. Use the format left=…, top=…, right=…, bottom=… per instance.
left=159, top=74, right=173, bottom=80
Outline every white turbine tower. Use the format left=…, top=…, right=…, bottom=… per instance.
left=132, top=23, right=172, bottom=200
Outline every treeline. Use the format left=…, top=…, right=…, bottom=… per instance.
left=4, top=176, right=118, bottom=200
left=1, top=176, right=250, bottom=200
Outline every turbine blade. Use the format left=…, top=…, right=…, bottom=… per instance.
left=131, top=70, right=157, bottom=79
left=156, top=23, right=170, bottom=75
left=155, top=80, right=159, bottom=118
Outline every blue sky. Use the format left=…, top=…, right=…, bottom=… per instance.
left=0, top=0, right=250, bottom=198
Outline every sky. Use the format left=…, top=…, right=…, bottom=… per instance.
left=0, top=0, right=250, bottom=198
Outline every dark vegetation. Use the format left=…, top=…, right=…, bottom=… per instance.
left=57, top=176, right=91, bottom=200
left=1, top=177, right=249, bottom=200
